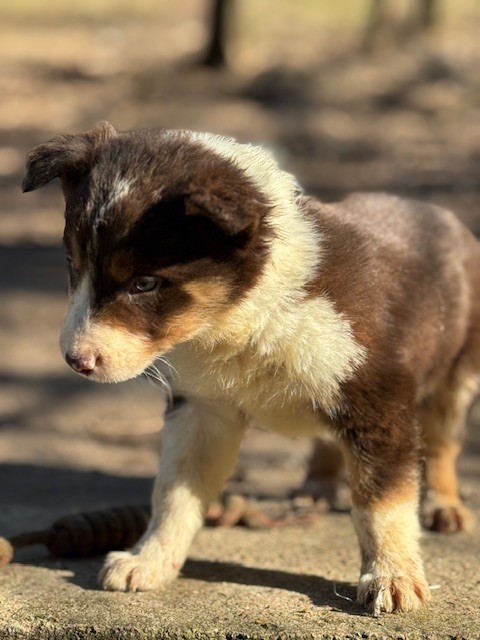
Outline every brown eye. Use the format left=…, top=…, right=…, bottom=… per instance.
left=132, top=276, right=158, bottom=293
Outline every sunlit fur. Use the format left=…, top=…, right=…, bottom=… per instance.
left=23, top=123, right=480, bottom=614
left=353, top=496, right=430, bottom=615
left=60, top=134, right=366, bottom=413
left=168, top=133, right=367, bottom=425
left=100, top=400, right=245, bottom=591
left=60, top=276, right=156, bottom=384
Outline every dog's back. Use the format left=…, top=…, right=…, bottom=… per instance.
left=303, top=192, right=480, bottom=398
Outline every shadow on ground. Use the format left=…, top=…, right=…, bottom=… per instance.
left=183, top=559, right=361, bottom=615
left=59, top=557, right=361, bottom=616
left=0, top=463, right=152, bottom=512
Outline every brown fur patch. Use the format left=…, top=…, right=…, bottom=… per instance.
left=299, top=192, right=480, bottom=503
left=306, top=438, right=345, bottom=482
left=107, top=249, right=135, bottom=284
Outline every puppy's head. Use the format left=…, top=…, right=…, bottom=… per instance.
left=23, top=122, right=272, bottom=382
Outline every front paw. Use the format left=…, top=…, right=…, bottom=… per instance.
left=99, top=550, right=179, bottom=592
left=358, top=572, right=431, bottom=615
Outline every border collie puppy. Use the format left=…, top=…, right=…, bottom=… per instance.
left=23, top=122, right=479, bottom=615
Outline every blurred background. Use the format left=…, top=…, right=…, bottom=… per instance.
left=1, top=0, right=479, bottom=518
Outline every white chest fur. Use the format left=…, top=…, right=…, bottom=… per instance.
left=167, top=295, right=365, bottom=436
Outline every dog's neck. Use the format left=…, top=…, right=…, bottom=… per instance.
left=187, top=133, right=321, bottom=356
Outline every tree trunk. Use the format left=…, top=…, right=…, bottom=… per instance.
left=201, top=0, right=234, bottom=68
left=363, top=0, right=440, bottom=52
left=418, top=0, right=438, bottom=31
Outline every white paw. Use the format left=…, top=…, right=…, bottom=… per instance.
left=99, top=549, right=180, bottom=592
left=358, top=571, right=431, bottom=615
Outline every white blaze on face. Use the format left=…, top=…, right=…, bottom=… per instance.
left=60, top=275, right=93, bottom=359
left=89, top=176, right=133, bottom=257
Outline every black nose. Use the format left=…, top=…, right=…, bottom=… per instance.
left=65, top=352, right=98, bottom=375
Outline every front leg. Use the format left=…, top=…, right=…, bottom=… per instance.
left=100, top=400, right=245, bottom=591
left=340, top=404, right=431, bottom=615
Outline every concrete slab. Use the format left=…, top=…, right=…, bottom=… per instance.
left=1, top=464, right=479, bottom=640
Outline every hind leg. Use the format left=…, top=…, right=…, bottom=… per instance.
left=419, top=370, right=478, bottom=533
left=295, top=437, right=350, bottom=511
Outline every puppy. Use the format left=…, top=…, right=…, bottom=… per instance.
left=23, top=122, right=479, bottom=615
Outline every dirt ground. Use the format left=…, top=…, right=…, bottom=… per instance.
left=0, top=2, right=480, bottom=638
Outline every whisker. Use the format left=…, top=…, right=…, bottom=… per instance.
left=144, top=365, right=173, bottom=407
left=156, top=356, right=180, bottom=381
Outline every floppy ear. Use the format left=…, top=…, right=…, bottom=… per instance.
left=22, top=121, right=117, bottom=193
left=185, top=189, right=260, bottom=236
